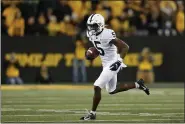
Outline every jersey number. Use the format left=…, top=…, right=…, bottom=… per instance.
left=94, top=41, right=105, bottom=56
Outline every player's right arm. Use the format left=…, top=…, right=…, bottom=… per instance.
left=109, top=38, right=129, bottom=59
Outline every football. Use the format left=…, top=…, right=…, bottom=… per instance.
left=85, top=47, right=100, bottom=60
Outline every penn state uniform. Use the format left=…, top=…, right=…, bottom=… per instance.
left=80, top=13, right=150, bottom=121
left=87, top=28, right=127, bottom=92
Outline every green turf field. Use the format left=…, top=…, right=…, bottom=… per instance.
left=1, top=85, right=184, bottom=123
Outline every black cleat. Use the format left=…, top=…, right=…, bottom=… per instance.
left=137, top=79, right=150, bottom=95
left=80, top=110, right=96, bottom=120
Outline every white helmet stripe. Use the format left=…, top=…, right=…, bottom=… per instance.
left=89, top=14, right=95, bottom=22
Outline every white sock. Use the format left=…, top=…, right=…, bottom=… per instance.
left=90, top=110, right=96, bottom=115
left=135, top=82, right=140, bottom=88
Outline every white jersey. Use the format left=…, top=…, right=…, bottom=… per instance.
left=87, top=28, right=121, bottom=67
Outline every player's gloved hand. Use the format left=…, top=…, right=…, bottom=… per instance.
left=110, top=60, right=122, bottom=71
left=85, top=56, right=94, bottom=60
left=85, top=51, right=94, bottom=60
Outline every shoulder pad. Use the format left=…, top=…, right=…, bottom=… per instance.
left=101, top=29, right=116, bottom=40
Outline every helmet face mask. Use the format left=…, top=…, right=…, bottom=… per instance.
left=87, top=23, right=99, bottom=34
left=87, top=14, right=105, bottom=35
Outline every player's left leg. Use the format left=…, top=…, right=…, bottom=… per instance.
left=105, top=63, right=138, bottom=94
left=106, top=75, right=137, bottom=94
left=104, top=60, right=150, bottom=95
left=109, top=79, right=150, bottom=95
left=105, top=75, right=117, bottom=93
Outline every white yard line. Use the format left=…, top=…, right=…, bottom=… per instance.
left=3, top=119, right=184, bottom=123
left=2, top=108, right=184, bottom=117
left=99, top=108, right=183, bottom=110
left=2, top=108, right=184, bottom=113
left=152, top=119, right=184, bottom=120
left=2, top=115, right=58, bottom=116
left=0, top=120, right=147, bottom=122
left=2, top=113, right=184, bottom=117
left=2, top=108, right=32, bottom=111
left=3, top=100, right=183, bottom=104
left=2, top=103, right=184, bottom=107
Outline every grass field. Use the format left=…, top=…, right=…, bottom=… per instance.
left=1, top=84, right=184, bottom=123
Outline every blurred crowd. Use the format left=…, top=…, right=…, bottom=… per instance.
left=1, top=0, right=184, bottom=37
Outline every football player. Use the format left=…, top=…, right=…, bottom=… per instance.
left=80, top=14, right=150, bottom=120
